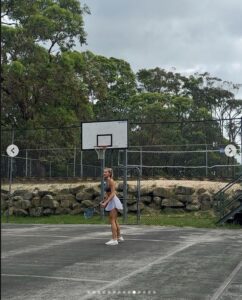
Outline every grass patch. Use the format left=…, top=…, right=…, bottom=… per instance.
left=1, top=214, right=108, bottom=225
left=1, top=211, right=241, bottom=229
left=137, top=215, right=217, bottom=228
left=142, top=211, right=217, bottom=228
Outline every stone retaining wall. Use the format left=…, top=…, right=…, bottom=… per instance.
left=1, top=182, right=236, bottom=217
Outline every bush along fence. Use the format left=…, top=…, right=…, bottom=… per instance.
left=1, top=181, right=240, bottom=219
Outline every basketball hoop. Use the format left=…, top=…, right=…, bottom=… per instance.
left=94, top=146, right=108, bottom=160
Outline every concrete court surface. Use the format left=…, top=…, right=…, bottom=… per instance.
left=1, top=224, right=242, bottom=300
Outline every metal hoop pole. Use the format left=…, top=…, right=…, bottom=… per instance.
left=100, top=155, right=105, bottom=219
left=95, top=147, right=107, bottom=220
left=123, top=149, right=128, bottom=224
left=7, top=128, right=15, bottom=223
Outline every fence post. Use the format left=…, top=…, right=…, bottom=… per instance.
left=205, top=144, right=208, bottom=177
left=241, top=117, right=242, bottom=166
left=123, top=149, right=128, bottom=224
left=25, top=149, right=28, bottom=177
left=136, top=167, right=141, bottom=224
left=100, top=154, right=105, bottom=220
left=7, top=128, right=15, bottom=223
left=111, top=149, right=113, bottom=169
left=80, top=150, right=83, bottom=178
left=73, top=146, right=76, bottom=177
left=29, top=159, right=32, bottom=177
left=7, top=157, right=10, bottom=180
left=140, top=146, right=143, bottom=178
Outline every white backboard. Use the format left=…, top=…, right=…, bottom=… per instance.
left=81, top=120, right=128, bottom=150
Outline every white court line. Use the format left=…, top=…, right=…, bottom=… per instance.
left=1, top=228, right=144, bottom=259
left=2, top=234, right=224, bottom=258
left=1, top=234, right=107, bottom=259
left=3, top=234, right=82, bottom=238
left=79, top=241, right=197, bottom=300
left=3, top=234, right=206, bottom=246
left=1, top=225, right=139, bottom=238
left=210, top=260, right=242, bottom=300
left=1, top=225, right=50, bottom=233
left=1, top=273, right=110, bottom=283
left=75, top=262, right=103, bottom=266
left=2, top=234, right=180, bottom=243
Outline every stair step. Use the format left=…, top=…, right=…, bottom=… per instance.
left=217, top=204, right=242, bottom=225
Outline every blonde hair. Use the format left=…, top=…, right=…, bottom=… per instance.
left=104, top=168, right=113, bottom=178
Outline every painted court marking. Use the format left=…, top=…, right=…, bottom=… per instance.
left=2, top=225, right=242, bottom=300
left=2, top=236, right=90, bottom=259
left=79, top=241, right=197, bottom=300
left=1, top=274, right=110, bottom=283
left=2, top=231, right=154, bottom=259
left=2, top=229, right=124, bottom=259
left=3, top=234, right=184, bottom=243
left=2, top=226, right=191, bottom=259
left=210, top=260, right=242, bottom=300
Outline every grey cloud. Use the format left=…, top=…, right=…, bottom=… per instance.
left=80, top=0, right=242, bottom=93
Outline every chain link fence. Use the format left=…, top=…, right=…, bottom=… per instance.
left=1, top=117, right=241, bottom=225
left=1, top=145, right=241, bottom=181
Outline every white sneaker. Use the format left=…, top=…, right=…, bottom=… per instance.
left=118, top=236, right=124, bottom=242
left=105, top=239, right=118, bottom=246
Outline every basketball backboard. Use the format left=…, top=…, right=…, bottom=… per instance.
left=81, top=120, right=128, bottom=150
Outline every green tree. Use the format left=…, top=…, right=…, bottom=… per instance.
left=1, top=0, right=92, bottom=154
left=137, top=67, right=184, bottom=95
left=1, top=0, right=90, bottom=55
left=80, top=53, right=137, bottom=120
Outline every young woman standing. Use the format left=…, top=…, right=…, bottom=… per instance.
left=100, top=168, right=124, bottom=246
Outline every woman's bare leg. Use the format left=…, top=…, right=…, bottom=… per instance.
left=109, top=209, right=118, bottom=240
left=115, top=210, right=121, bottom=238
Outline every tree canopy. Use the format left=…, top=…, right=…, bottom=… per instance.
left=1, top=1, right=241, bottom=177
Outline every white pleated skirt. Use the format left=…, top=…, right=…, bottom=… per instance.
left=105, top=195, right=123, bottom=212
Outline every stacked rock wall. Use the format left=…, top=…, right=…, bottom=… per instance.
left=0, top=181, right=224, bottom=217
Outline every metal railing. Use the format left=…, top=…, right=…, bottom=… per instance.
left=214, top=174, right=242, bottom=224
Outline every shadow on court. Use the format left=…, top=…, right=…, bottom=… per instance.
left=1, top=224, right=242, bottom=300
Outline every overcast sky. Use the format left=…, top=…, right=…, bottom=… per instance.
left=80, top=0, right=242, bottom=98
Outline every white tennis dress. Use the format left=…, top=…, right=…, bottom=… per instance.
left=105, top=195, right=123, bottom=212
left=104, top=181, right=123, bottom=212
